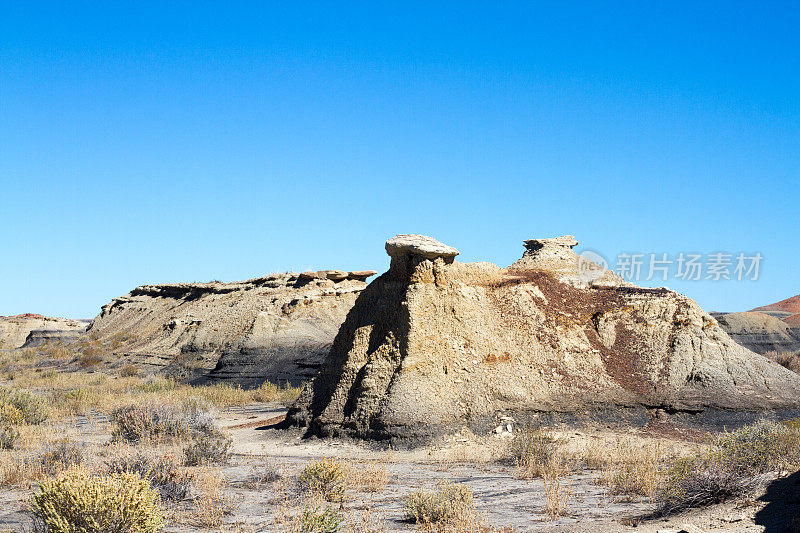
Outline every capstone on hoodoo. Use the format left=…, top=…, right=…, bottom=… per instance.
left=288, top=234, right=800, bottom=442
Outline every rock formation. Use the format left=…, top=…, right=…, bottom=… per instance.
left=87, top=271, right=376, bottom=385
left=289, top=235, right=800, bottom=442
left=0, top=314, right=87, bottom=349
left=713, top=311, right=800, bottom=355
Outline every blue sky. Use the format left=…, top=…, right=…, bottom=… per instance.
left=1, top=2, right=799, bottom=318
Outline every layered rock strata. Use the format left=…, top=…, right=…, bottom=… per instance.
left=289, top=235, right=800, bottom=441
left=87, top=270, right=376, bottom=385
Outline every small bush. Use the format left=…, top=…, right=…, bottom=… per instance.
left=120, top=364, right=140, bottom=377
left=30, top=469, right=163, bottom=533
left=0, top=388, right=49, bottom=425
left=110, top=403, right=217, bottom=444
left=298, top=459, right=346, bottom=503
left=510, top=426, right=556, bottom=478
left=183, top=432, right=232, bottom=466
left=298, top=506, right=343, bottom=533
left=656, top=419, right=800, bottom=515
left=106, top=452, right=190, bottom=501
left=41, top=439, right=84, bottom=476
left=406, top=481, right=475, bottom=524
left=244, top=464, right=281, bottom=487
left=0, top=425, right=18, bottom=450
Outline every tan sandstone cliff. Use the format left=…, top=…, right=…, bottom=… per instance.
left=87, top=270, right=375, bottom=385
left=288, top=235, right=800, bottom=442
left=0, top=314, right=87, bottom=349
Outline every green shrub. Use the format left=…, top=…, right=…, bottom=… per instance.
left=509, top=426, right=556, bottom=477
left=41, top=439, right=84, bottom=476
left=0, top=388, right=49, bottom=425
left=31, top=469, right=163, bottom=533
left=656, top=419, right=800, bottom=515
left=405, top=481, right=474, bottom=524
left=183, top=432, right=232, bottom=466
left=106, top=452, right=190, bottom=501
left=0, top=425, right=18, bottom=449
left=713, top=418, right=800, bottom=474
left=298, top=506, right=343, bottom=533
left=298, top=459, right=346, bottom=502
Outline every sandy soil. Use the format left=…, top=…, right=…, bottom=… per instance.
left=1, top=403, right=797, bottom=532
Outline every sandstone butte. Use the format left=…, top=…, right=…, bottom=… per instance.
left=288, top=234, right=800, bottom=442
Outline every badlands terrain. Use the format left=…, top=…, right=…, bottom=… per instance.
left=1, top=234, right=799, bottom=532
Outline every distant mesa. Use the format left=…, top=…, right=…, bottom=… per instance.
left=288, top=234, right=800, bottom=442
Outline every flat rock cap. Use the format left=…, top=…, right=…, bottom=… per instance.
left=385, top=234, right=460, bottom=260
left=523, top=235, right=578, bottom=249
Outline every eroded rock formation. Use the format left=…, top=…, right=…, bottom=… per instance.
left=289, top=235, right=800, bottom=442
left=0, top=314, right=87, bottom=349
left=87, top=270, right=376, bottom=385
left=713, top=311, right=800, bottom=355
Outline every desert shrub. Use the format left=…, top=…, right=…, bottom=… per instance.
left=298, top=459, right=346, bottom=502
left=656, top=419, right=800, bottom=515
left=41, top=439, right=84, bottom=476
left=106, top=452, right=190, bottom=501
left=30, top=469, right=163, bottom=533
left=345, top=461, right=388, bottom=493
left=713, top=418, right=800, bottom=474
left=183, top=432, right=232, bottom=466
left=509, top=426, right=556, bottom=478
left=0, top=426, right=17, bottom=450
left=0, top=388, right=49, bottom=425
left=110, top=405, right=188, bottom=443
left=298, top=506, right=343, bottom=533
left=244, top=464, right=281, bottom=487
left=110, top=402, right=218, bottom=444
left=406, top=481, right=475, bottom=524
left=120, top=364, right=140, bottom=377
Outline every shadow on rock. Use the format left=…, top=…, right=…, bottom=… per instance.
left=755, top=470, right=800, bottom=533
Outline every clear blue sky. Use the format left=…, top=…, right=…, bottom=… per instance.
left=2, top=2, right=799, bottom=319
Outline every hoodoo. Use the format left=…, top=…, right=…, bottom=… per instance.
left=289, top=234, right=800, bottom=441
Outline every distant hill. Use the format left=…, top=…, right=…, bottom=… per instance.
left=752, top=294, right=800, bottom=320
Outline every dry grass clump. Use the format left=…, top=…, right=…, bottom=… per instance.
left=105, top=451, right=191, bottom=502
left=656, top=419, right=800, bottom=516
left=593, top=437, right=665, bottom=499
left=41, top=439, right=84, bottom=476
left=190, top=466, right=227, bottom=528
left=345, top=461, right=388, bottom=493
left=509, top=426, right=557, bottom=478
left=243, top=463, right=282, bottom=488
left=0, top=387, right=48, bottom=425
left=30, top=468, right=164, bottom=533
left=298, top=458, right=346, bottom=503
left=0, top=426, right=17, bottom=450
left=541, top=456, right=571, bottom=519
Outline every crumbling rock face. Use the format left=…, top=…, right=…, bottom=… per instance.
left=88, top=270, right=376, bottom=385
left=289, top=235, right=800, bottom=442
left=0, top=315, right=87, bottom=349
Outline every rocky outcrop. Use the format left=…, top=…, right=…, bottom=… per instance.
left=289, top=235, right=800, bottom=442
left=0, top=315, right=87, bottom=349
left=713, top=312, right=800, bottom=355
left=87, top=271, right=376, bottom=385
